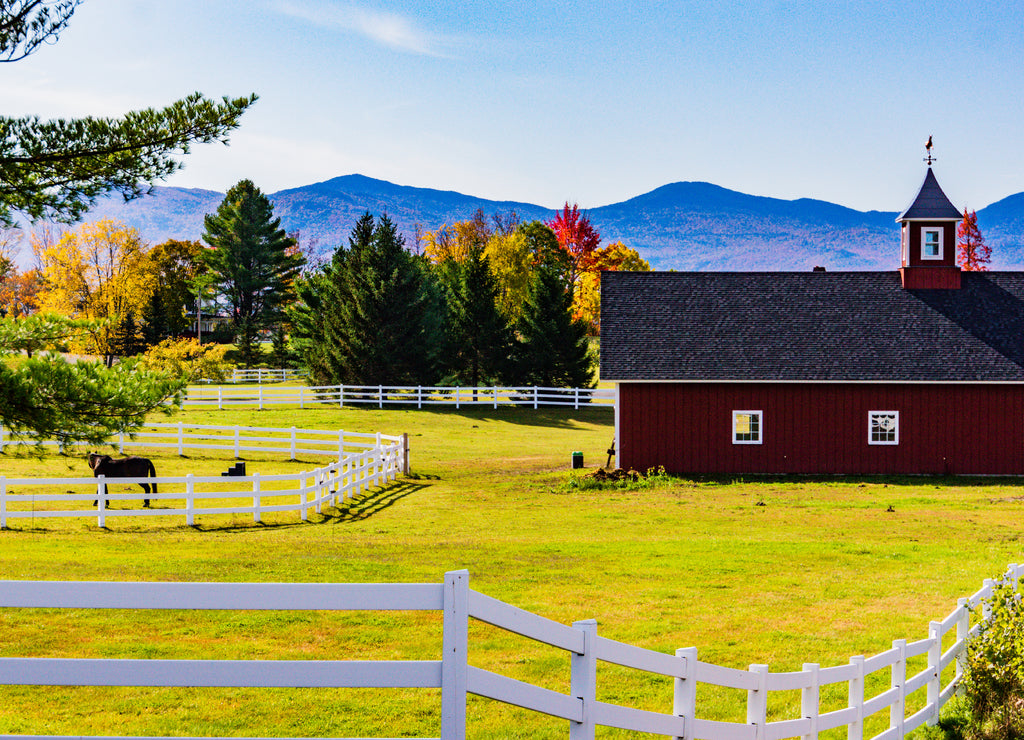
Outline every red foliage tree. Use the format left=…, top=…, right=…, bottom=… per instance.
left=957, top=208, right=991, bottom=272
left=545, top=202, right=601, bottom=289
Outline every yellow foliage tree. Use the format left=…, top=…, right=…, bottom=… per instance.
left=142, top=337, right=231, bottom=383
left=574, top=241, right=650, bottom=333
left=34, top=219, right=155, bottom=363
left=422, top=208, right=491, bottom=264
left=484, top=230, right=533, bottom=324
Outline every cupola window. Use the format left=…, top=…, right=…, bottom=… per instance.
left=922, top=228, right=943, bottom=260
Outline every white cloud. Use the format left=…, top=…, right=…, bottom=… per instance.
left=272, top=0, right=455, bottom=57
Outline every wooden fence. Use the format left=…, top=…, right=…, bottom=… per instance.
left=0, top=566, right=1018, bottom=739
left=0, top=424, right=407, bottom=528
left=183, top=384, right=614, bottom=410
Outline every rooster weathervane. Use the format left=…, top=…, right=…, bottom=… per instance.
left=924, top=135, right=936, bottom=166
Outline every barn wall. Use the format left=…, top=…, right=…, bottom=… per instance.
left=618, top=382, right=1024, bottom=475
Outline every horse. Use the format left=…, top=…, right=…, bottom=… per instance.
left=87, top=453, right=158, bottom=508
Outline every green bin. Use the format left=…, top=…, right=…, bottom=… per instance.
left=571, top=451, right=584, bottom=469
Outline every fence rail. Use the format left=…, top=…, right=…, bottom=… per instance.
left=0, top=424, right=407, bottom=528
left=1, top=566, right=1018, bottom=739
left=183, top=384, right=613, bottom=410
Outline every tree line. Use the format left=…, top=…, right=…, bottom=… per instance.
left=3, top=178, right=651, bottom=390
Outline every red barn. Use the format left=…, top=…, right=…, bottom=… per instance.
left=600, top=165, right=1024, bottom=475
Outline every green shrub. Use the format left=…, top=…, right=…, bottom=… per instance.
left=960, top=576, right=1024, bottom=740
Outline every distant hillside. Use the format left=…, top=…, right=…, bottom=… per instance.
left=60, top=174, right=1024, bottom=271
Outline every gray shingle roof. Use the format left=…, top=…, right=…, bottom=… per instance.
left=600, top=270, right=1024, bottom=381
left=897, top=168, right=963, bottom=220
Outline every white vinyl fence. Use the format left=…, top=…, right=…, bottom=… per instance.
left=225, top=368, right=302, bottom=383
left=0, top=424, right=407, bottom=528
left=183, top=384, right=613, bottom=410
left=0, top=566, right=1018, bottom=740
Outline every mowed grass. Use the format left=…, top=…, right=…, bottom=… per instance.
left=1, top=402, right=1022, bottom=738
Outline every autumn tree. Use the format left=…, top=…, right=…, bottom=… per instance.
left=575, top=241, right=651, bottom=332
left=0, top=2, right=255, bottom=227
left=957, top=209, right=991, bottom=272
left=34, top=219, right=154, bottom=364
left=0, top=266, right=41, bottom=318
left=142, top=239, right=205, bottom=343
left=202, top=180, right=305, bottom=367
left=546, top=202, right=602, bottom=291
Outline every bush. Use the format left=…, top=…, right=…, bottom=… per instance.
left=960, top=576, right=1024, bottom=740
left=141, top=338, right=232, bottom=383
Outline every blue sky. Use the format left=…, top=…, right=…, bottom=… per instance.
left=5, top=0, right=1024, bottom=213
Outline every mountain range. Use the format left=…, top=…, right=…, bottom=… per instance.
left=75, top=174, right=1024, bottom=271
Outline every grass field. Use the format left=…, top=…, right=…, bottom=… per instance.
left=1, top=402, right=1021, bottom=738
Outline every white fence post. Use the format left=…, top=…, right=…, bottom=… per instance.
left=890, top=638, right=906, bottom=738
left=290, top=426, right=297, bottom=461
left=218, top=386, right=223, bottom=410
left=927, top=621, right=942, bottom=725
left=234, top=425, right=241, bottom=459
left=252, top=473, right=261, bottom=524
left=379, top=384, right=383, bottom=409
left=0, top=476, right=6, bottom=530
left=848, top=655, right=865, bottom=740
left=493, top=386, right=498, bottom=410
left=533, top=386, right=538, bottom=409
left=747, top=663, right=769, bottom=740
left=339, top=384, right=344, bottom=408
left=570, top=619, right=597, bottom=740
left=96, top=475, right=106, bottom=528
left=441, top=569, right=469, bottom=740
left=417, top=386, right=422, bottom=409
left=300, top=472, right=307, bottom=522
left=455, top=387, right=460, bottom=410
left=118, top=430, right=124, bottom=454
left=178, top=421, right=184, bottom=456
left=574, top=387, right=580, bottom=410
left=802, top=662, right=819, bottom=740
left=185, top=474, right=194, bottom=527
left=955, top=597, right=969, bottom=688
left=338, top=430, right=345, bottom=460
left=259, top=384, right=264, bottom=410
left=674, top=647, right=697, bottom=740
left=300, top=385, right=305, bottom=409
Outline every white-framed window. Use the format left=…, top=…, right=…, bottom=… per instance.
left=733, top=410, right=762, bottom=445
left=921, top=228, right=943, bottom=260
left=868, top=411, right=899, bottom=445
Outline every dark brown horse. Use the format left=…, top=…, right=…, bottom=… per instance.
left=87, top=453, right=157, bottom=507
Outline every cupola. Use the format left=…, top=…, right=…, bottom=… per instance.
left=896, top=140, right=963, bottom=289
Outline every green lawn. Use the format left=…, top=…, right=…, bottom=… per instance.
left=0, top=403, right=1020, bottom=738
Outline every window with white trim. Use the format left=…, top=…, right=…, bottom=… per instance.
left=868, top=411, right=899, bottom=445
left=733, top=410, right=762, bottom=445
left=921, top=228, right=943, bottom=260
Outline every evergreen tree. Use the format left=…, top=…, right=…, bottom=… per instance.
left=140, top=290, right=169, bottom=347
left=437, top=244, right=513, bottom=388
left=514, top=266, right=595, bottom=388
left=0, top=3, right=254, bottom=226
left=202, top=180, right=304, bottom=367
left=290, top=213, right=443, bottom=386
left=112, top=310, right=144, bottom=357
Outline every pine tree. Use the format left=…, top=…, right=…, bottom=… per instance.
left=514, top=265, right=595, bottom=389
left=437, top=244, right=513, bottom=389
left=202, top=180, right=304, bottom=367
left=291, top=213, right=443, bottom=386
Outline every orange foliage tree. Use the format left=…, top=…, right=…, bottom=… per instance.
left=957, top=209, right=991, bottom=271
left=546, top=202, right=601, bottom=290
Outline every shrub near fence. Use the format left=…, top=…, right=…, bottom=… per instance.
left=183, top=384, right=614, bottom=410
left=0, top=424, right=408, bottom=528
left=1, top=566, right=1019, bottom=740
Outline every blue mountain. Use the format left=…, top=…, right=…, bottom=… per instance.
left=77, top=175, right=1024, bottom=271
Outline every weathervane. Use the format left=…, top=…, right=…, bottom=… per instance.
left=924, top=135, right=936, bottom=166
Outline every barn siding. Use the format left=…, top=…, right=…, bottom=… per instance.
left=618, top=382, right=1024, bottom=475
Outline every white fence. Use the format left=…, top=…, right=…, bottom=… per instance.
left=226, top=368, right=302, bottom=383
left=183, top=384, right=613, bottom=410
left=0, top=566, right=1018, bottom=739
left=0, top=424, right=407, bottom=528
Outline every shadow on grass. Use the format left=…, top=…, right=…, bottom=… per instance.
left=397, top=405, right=612, bottom=430
left=329, top=480, right=429, bottom=523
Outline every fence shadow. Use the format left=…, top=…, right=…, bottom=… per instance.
left=329, top=480, right=429, bottom=523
